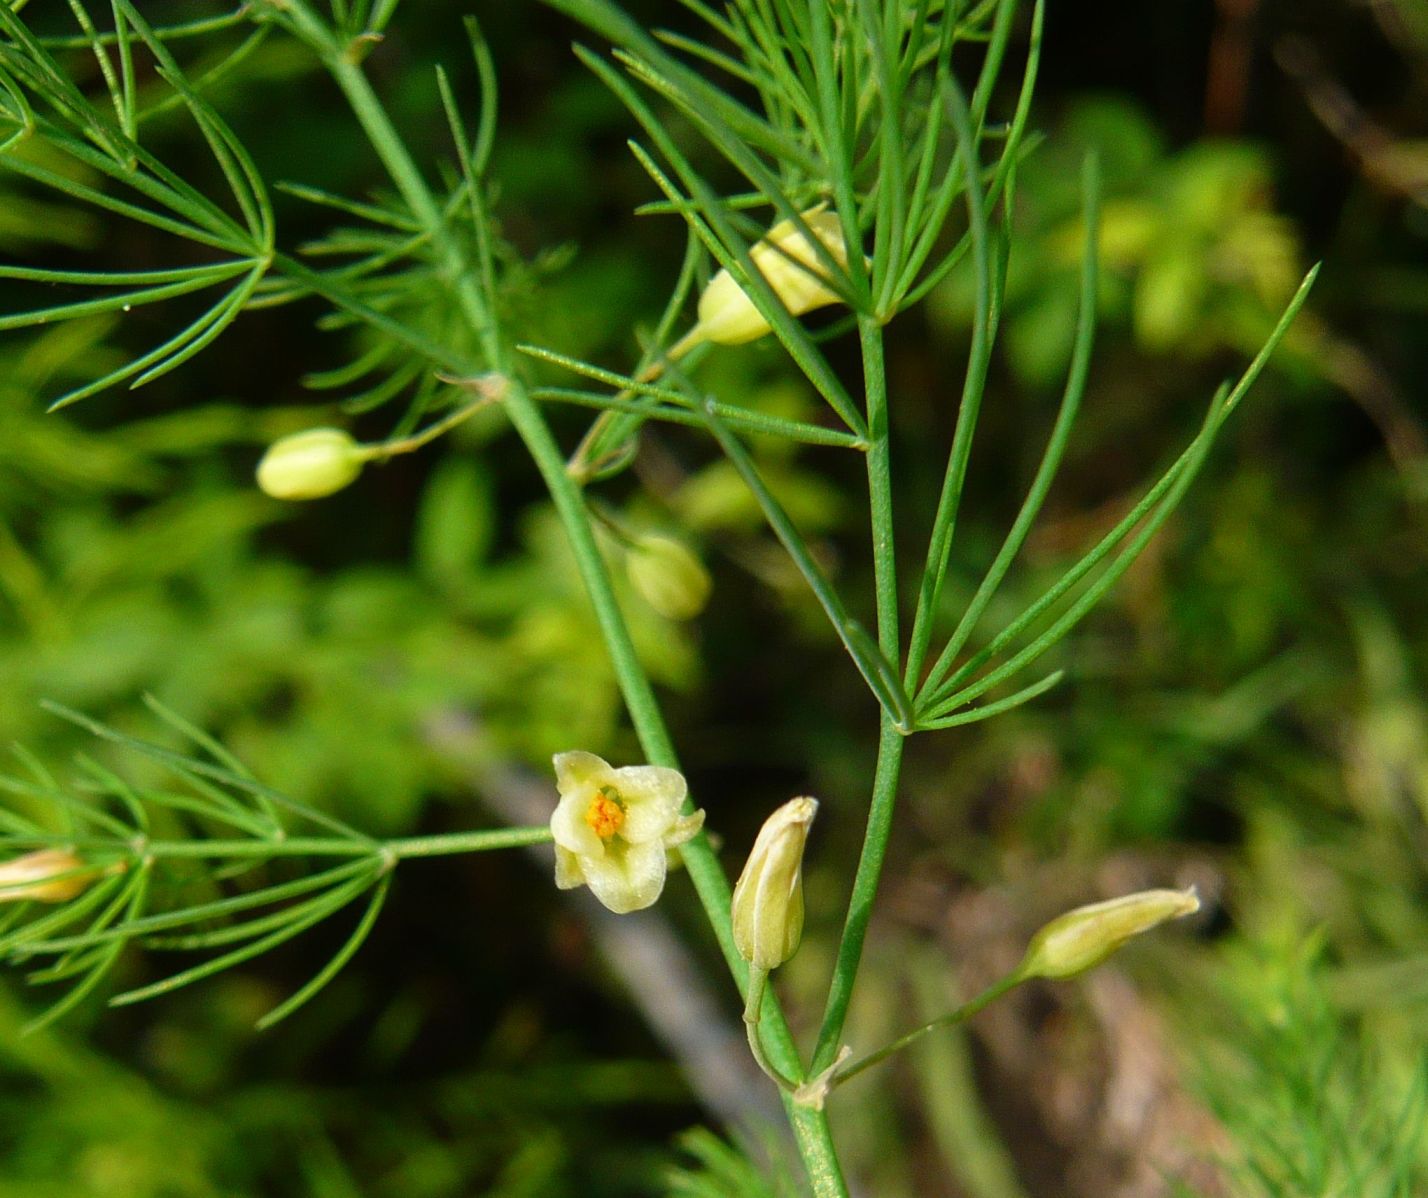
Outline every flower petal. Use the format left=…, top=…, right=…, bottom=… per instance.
left=550, top=790, right=605, bottom=857
left=553, top=750, right=612, bottom=797
left=553, top=846, right=586, bottom=891
left=582, top=840, right=668, bottom=913
left=611, top=765, right=688, bottom=843
left=665, top=809, right=705, bottom=850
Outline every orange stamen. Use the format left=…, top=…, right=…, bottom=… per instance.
left=583, top=791, right=626, bottom=840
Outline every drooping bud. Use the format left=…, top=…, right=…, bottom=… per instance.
left=256, top=428, right=366, bottom=500
left=1016, top=887, right=1201, bottom=982
left=732, top=797, right=818, bottom=971
left=0, top=849, right=95, bottom=904
left=695, top=208, right=853, bottom=347
left=626, top=534, right=712, bottom=620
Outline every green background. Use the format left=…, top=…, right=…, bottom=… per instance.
left=1, top=2, right=1426, bottom=1194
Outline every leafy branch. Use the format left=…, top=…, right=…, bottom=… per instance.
left=0, top=698, right=548, bottom=1033
left=0, top=1, right=274, bottom=409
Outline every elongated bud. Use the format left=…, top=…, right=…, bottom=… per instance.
left=256, top=428, right=366, bottom=500
left=626, top=534, right=712, bottom=620
left=0, top=849, right=95, bottom=904
left=1016, top=887, right=1200, bottom=982
left=732, top=797, right=818, bottom=971
left=695, top=207, right=852, bottom=347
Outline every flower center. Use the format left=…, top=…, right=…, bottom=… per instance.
left=583, top=788, right=626, bottom=841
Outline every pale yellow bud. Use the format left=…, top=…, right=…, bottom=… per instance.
left=1017, top=887, right=1201, bottom=982
left=731, top=797, right=818, bottom=971
left=626, top=534, right=712, bottom=620
left=0, top=849, right=95, bottom=904
left=256, top=428, right=366, bottom=500
left=695, top=208, right=852, bottom=346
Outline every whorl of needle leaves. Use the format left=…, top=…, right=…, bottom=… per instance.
left=0, top=698, right=544, bottom=1034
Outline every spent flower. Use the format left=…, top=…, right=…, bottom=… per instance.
left=549, top=751, right=704, bottom=913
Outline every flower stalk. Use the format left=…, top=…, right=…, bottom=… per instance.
left=822, top=886, right=1202, bottom=1093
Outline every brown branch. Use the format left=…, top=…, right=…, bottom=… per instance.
left=1275, top=35, right=1428, bottom=208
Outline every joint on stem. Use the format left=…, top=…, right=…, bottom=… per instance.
left=793, top=1045, right=853, bottom=1110
left=343, top=31, right=383, bottom=65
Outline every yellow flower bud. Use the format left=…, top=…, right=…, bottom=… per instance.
left=256, top=428, right=366, bottom=500
left=1016, top=887, right=1200, bottom=982
left=731, top=796, right=818, bottom=971
left=626, top=534, right=712, bottom=620
left=0, top=849, right=95, bottom=904
left=695, top=208, right=852, bottom=346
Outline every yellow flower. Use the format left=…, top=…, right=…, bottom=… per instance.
left=0, top=849, right=95, bottom=903
left=731, top=796, right=817, bottom=970
left=549, top=751, right=705, bottom=913
left=256, top=428, right=367, bottom=500
left=691, top=207, right=853, bottom=347
left=1016, top=887, right=1201, bottom=981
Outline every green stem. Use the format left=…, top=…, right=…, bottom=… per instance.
left=363, top=385, right=501, bottom=459
left=281, top=9, right=849, bottom=1192
left=813, top=712, right=906, bottom=1073
left=809, top=318, right=908, bottom=1074
left=830, top=971, right=1023, bottom=1089
left=503, top=376, right=851, bottom=1197
left=743, top=967, right=799, bottom=1091
left=141, top=828, right=553, bottom=859
left=902, top=77, right=995, bottom=690
left=860, top=318, right=900, bottom=666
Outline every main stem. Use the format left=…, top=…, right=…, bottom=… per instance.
left=814, top=715, right=905, bottom=1072
left=293, top=12, right=848, bottom=1193
left=861, top=319, right=900, bottom=666
left=813, top=319, right=908, bottom=1072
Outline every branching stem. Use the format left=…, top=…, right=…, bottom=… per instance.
left=135, top=828, right=555, bottom=860
left=279, top=7, right=849, bottom=1191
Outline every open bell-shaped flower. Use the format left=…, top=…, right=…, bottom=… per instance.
left=549, top=751, right=705, bottom=914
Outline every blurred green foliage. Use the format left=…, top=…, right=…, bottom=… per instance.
left=933, top=97, right=1302, bottom=387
